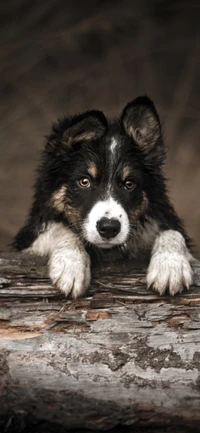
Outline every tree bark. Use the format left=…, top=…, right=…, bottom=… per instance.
left=1, top=251, right=200, bottom=431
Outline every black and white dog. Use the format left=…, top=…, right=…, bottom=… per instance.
left=13, top=96, right=194, bottom=297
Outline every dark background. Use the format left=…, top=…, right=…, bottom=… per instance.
left=0, top=0, right=200, bottom=255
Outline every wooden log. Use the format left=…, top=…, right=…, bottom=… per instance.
left=1, top=251, right=200, bottom=432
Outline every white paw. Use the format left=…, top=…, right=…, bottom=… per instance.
left=49, top=247, right=91, bottom=298
left=147, top=251, right=193, bottom=296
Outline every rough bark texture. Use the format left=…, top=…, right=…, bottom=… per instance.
left=1, top=252, right=200, bottom=432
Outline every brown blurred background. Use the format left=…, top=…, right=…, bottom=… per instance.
left=0, top=0, right=200, bottom=255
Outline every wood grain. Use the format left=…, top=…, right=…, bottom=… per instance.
left=1, top=252, right=200, bottom=431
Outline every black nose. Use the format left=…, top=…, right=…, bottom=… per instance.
left=96, top=217, right=121, bottom=240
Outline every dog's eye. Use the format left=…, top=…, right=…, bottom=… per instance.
left=124, top=180, right=135, bottom=190
left=79, top=177, right=91, bottom=188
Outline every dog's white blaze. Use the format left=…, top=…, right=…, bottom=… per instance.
left=147, top=230, right=193, bottom=296
left=107, top=137, right=119, bottom=192
left=110, top=137, right=118, bottom=155
left=83, top=196, right=129, bottom=247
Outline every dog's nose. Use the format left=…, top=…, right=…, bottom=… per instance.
left=96, top=217, right=121, bottom=239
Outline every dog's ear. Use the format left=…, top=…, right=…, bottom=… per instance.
left=47, top=110, right=107, bottom=152
left=62, top=110, right=107, bottom=146
left=121, top=96, right=164, bottom=164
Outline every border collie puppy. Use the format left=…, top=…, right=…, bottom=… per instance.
left=13, top=96, right=194, bottom=297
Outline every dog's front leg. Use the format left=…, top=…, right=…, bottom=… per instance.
left=28, top=222, right=91, bottom=298
left=146, top=230, right=193, bottom=296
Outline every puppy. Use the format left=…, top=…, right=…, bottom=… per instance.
left=13, top=96, right=194, bottom=297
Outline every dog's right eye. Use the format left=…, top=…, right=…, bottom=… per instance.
left=124, top=180, right=135, bottom=190
left=79, top=177, right=91, bottom=188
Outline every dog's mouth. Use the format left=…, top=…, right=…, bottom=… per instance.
left=94, top=241, right=117, bottom=249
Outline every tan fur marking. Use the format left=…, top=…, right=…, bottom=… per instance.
left=130, top=191, right=149, bottom=221
left=122, top=166, right=131, bottom=181
left=65, top=204, right=81, bottom=227
left=64, top=131, right=96, bottom=146
left=51, top=186, right=66, bottom=212
left=74, top=131, right=96, bottom=142
left=128, top=126, right=136, bottom=140
left=87, top=162, right=98, bottom=178
left=51, top=186, right=81, bottom=228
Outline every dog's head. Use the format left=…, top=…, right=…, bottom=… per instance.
left=45, top=96, right=165, bottom=248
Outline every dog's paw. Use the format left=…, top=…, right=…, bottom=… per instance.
left=146, top=251, right=193, bottom=296
left=49, top=247, right=91, bottom=298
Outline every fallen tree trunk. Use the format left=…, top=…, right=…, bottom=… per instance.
left=0, top=251, right=200, bottom=432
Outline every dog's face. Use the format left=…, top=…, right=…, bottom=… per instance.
left=46, top=97, right=164, bottom=249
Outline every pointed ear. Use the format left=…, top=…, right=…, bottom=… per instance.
left=62, top=110, right=107, bottom=146
left=121, top=96, right=164, bottom=164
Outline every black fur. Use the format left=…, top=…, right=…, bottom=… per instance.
left=13, top=96, right=191, bottom=252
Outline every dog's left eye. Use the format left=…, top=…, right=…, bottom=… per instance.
left=79, top=177, right=91, bottom=188
left=124, top=180, right=135, bottom=190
